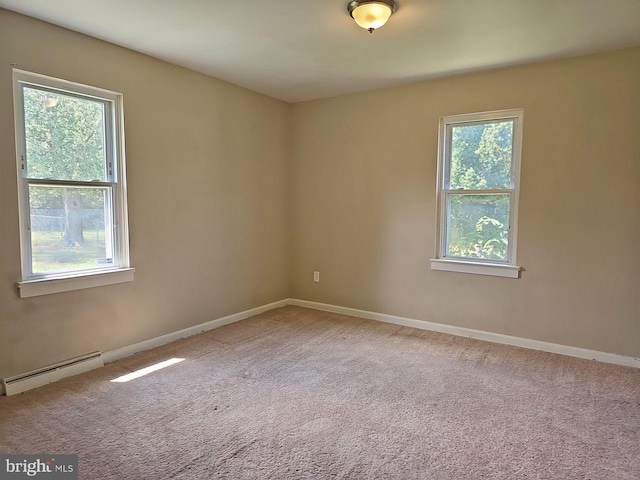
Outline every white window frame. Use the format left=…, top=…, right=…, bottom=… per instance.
left=13, top=70, right=134, bottom=297
left=430, top=108, right=523, bottom=278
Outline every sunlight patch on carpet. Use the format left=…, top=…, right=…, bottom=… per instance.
left=110, top=358, right=185, bottom=383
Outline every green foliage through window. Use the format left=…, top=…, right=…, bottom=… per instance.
left=24, top=88, right=107, bottom=182
left=447, top=195, right=510, bottom=260
left=445, top=119, right=515, bottom=261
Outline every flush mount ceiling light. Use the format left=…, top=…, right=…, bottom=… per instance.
left=347, top=0, right=398, bottom=33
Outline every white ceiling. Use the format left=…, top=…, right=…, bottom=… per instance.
left=1, top=0, right=639, bottom=103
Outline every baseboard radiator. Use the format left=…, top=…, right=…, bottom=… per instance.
left=2, top=351, right=104, bottom=396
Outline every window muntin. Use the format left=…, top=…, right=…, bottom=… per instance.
left=436, top=109, right=523, bottom=268
left=14, top=70, right=130, bottom=284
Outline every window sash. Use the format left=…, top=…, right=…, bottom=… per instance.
left=21, top=184, right=122, bottom=278
left=20, top=84, right=116, bottom=184
left=442, top=190, right=514, bottom=264
left=26, top=183, right=118, bottom=276
left=444, top=119, right=517, bottom=191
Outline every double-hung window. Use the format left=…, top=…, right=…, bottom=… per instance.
left=431, top=109, right=523, bottom=278
left=13, top=70, right=133, bottom=297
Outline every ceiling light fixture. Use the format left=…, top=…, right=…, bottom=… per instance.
left=347, top=0, right=398, bottom=33
left=44, top=96, right=58, bottom=109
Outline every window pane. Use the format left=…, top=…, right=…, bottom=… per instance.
left=446, top=194, right=510, bottom=261
left=23, top=87, right=107, bottom=182
left=449, top=120, right=514, bottom=190
left=29, top=186, right=113, bottom=274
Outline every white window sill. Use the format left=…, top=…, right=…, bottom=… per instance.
left=430, top=259, right=520, bottom=278
left=18, top=267, right=135, bottom=298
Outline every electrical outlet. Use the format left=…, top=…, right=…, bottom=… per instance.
left=313, top=271, right=320, bottom=283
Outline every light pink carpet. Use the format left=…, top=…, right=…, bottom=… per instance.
left=1, top=306, right=639, bottom=479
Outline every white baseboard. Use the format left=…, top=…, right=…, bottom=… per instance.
left=5, top=296, right=636, bottom=396
left=2, top=299, right=289, bottom=395
left=102, top=299, right=289, bottom=364
left=288, top=298, right=640, bottom=369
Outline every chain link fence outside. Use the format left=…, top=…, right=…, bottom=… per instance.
left=30, top=208, right=105, bottom=232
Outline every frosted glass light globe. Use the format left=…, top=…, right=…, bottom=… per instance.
left=352, top=3, right=393, bottom=32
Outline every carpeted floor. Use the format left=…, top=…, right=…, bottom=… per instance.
left=1, top=306, right=639, bottom=479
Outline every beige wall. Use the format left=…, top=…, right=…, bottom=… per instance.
left=1, top=9, right=638, bottom=381
left=0, top=10, right=291, bottom=379
left=291, top=47, right=640, bottom=358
